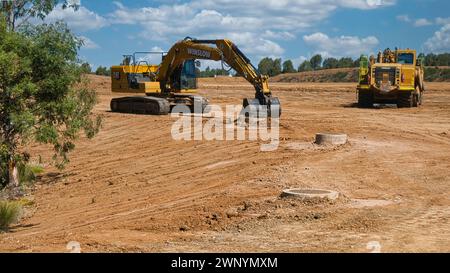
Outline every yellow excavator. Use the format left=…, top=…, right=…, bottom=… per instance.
left=110, top=37, right=280, bottom=116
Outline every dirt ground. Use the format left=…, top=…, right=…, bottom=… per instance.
left=1, top=75, right=449, bottom=253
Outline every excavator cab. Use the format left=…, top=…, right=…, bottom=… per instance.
left=170, top=60, right=198, bottom=91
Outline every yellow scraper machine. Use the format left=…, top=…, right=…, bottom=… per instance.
left=357, top=48, right=425, bottom=108
left=110, top=37, right=281, bottom=116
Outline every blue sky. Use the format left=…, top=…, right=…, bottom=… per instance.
left=41, top=0, right=450, bottom=69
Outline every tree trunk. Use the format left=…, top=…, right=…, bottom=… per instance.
left=8, top=160, right=19, bottom=187
left=2, top=0, right=15, bottom=31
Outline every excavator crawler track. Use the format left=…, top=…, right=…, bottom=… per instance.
left=110, top=96, right=171, bottom=115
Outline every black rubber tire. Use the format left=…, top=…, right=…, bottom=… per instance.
left=358, top=91, right=373, bottom=108
left=397, top=92, right=414, bottom=108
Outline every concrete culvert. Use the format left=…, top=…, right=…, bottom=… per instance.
left=315, top=133, right=348, bottom=146
left=281, top=188, right=339, bottom=201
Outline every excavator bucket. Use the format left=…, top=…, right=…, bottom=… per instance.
left=243, top=97, right=281, bottom=118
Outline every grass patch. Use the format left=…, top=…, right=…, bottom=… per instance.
left=17, top=198, right=35, bottom=207
left=0, top=201, right=22, bottom=231
left=18, top=164, right=45, bottom=186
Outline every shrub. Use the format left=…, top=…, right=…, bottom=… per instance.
left=440, top=68, right=450, bottom=80
left=332, top=71, right=349, bottom=82
left=18, top=164, right=44, bottom=186
left=0, top=201, right=22, bottom=231
left=425, top=67, right=440, bottom=81
left=0, top=21, right=101, bottom=188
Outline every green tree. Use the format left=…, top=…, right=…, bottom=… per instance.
left=95, top=66, right=110, bottom=76
left=0, top=17, right=100, bottom=188
left=425, top=53, right=438, bottom=66
left=322, top=58, right=339, bottom=69
left=215, top=68, right=230, bottom=76
left=257, top=57, right=282, bottom=77
left=195, top=66, right=230, bottom=77
left=80, top=62, right=91, bottom=74
left=298, top=60, right=313, bottom=72
left=282, top=60, right=296, bottom=74
left=437, top=53, right=450, bottom=66
left=1, top=0, right=78, bottom=31
left=310, top=54, right=323, bottom=70
left=337, top=57, right=354, bottom=68
left=258, top=57, right=274, bottom=76
left=272, top=58, right=282, bottom=76
left=95, top=66, right=101, bottom=75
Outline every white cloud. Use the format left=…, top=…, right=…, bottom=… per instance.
left=398, top=15, right=442, bottom=27
left=338, top=0, right=396, bottom=9
left=44, top=4, right=108, bottom=31
left=108, top=0, right=394, bottom=58
left=80, top=36, right=99, bottom=49
left=424, top=24, right=450, bottom=53
left=67, top=0, right=81, bottom=5
left=414, top=18, right=432, bottom=27
left=112, top=1, right=125, bottom=10
left=396, top=14, right=411, bottom=23
left=193, top=0, right=395, bottom=12
left=416, top=17, right=450, bottom=53
left=225, top=32, right=285, bottom=57
left=262, top=30, right=296, bottom=41
left=303, top=32, right=379, bottom=57
left=436, top=17, right=450, bottom=25
left=36, top=0, right=397, bottom=63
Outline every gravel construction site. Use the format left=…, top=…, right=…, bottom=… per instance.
left=1, top=75, right=449, bottom=252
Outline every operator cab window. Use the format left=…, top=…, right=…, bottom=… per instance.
left=397, top=53, right=414, bottom=65
left=180, top=60, right=197, bottom=90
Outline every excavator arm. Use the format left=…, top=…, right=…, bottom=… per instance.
left=158, top=37, right=280, bottom=116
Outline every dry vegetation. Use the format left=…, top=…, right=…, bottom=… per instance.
left=271, top=67, right=450, bottom=83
